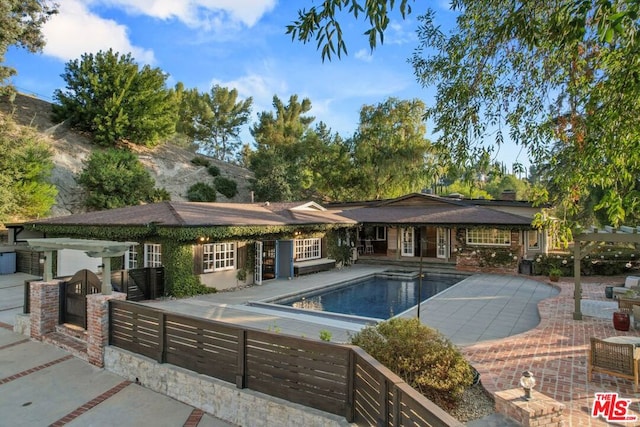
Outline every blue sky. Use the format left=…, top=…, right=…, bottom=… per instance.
left=6, top=0, right=529, bottom=170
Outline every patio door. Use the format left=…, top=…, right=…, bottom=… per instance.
left=401, top=227, right=414, bottom=257
left=437, top=228, right=449, bottom=259
left=254, top=241, right=262, bottom=285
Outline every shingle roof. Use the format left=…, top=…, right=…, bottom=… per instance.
left=338, top=204, right=532, bottom=226
left=30, top=201, right=357, bottom=227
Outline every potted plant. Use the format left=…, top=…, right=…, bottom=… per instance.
left=548, top=267, right=562, bottom=282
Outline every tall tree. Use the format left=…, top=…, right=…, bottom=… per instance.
left=412, top=2, right=640, bottom=227
left=176, top=84, right=252, bottom=161
left=249, top=95, right=314, bottom=202
left=351, top=97, right=433, bottom=199
left=0, top=0, right=57, bottom=89
left=0, top=117, right=57, bottom=223
left=52, top=49, right=178, bottom=147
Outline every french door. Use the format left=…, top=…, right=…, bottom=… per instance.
left=401, top=227, right=414, bottom=257
left=254, top=241, right=262, bottom=285
left=437, top=228, right=449, bottom=259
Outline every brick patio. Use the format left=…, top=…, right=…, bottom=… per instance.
left=462, top=276, right=640, bottom=426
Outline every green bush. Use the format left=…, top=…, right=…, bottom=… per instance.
left=532, top=246, right=639, bottom=276
left=151, top=187, right=171, bottom=202
left=186, top=182, right=217, bottom=202
left=351, top=317, right=473, bottom=410
left=207, top=165, right=220, bottom=177
left=214, top=176, right=237, bottom=198
left=191, top=156, right=210, bottom=167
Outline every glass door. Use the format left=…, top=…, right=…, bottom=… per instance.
left=254, top=241, right=262, bottom=285
left=401, top=227, right=414, bottom=257
left=437, top=228, right=449, bottom=259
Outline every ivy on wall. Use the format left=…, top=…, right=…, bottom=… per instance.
left=28, top=221, right=350, bottom=297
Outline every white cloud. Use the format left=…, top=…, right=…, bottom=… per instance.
left=42, top=0, right=155, bottom=64
left=99, top=0, right=277, bottom=28
left=354, top=48, right=373, bottom=62
left=210, top=71, right=288, bottom=123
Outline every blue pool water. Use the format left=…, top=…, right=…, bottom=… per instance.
left=277, top=274, right=462, bottom=320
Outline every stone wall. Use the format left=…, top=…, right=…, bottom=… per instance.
left=104, top=347, right=352, bottom=427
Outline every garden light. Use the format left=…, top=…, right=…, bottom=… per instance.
left=519, top=371, right=535, bottom=400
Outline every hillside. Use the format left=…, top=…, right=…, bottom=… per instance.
left=0, top=93, right=254, bottom=217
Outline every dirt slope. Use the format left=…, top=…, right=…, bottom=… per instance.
left=0, top=93, right=254, bottom=217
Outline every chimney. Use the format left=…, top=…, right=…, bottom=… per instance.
left=501, top=189, right=516, bottom=200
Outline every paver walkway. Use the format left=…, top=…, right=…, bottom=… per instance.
left=461, top=276, right=640, bottom=427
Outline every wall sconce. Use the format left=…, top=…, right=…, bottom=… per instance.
left=519, top=371, right=535, bottom=400
left=97, top=264, right=105, bottom=274
left=294, top=231, right=301, bottom=237
left=198, top=236, right=210, bottom=243
left=39, top=255, right=46, bottom=265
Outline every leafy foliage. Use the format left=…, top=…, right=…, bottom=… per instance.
left=249, top=95, right=315, bottom=201
left=411, top=2, right=640, bottom=228
left=207, top=165, right=220, bottom=177
left=0, top=117, right=57, bottom=223
left=286, top=0, right=414, bottom=61
left=186, top=182, right=217, bottom=202
left=214, top=176, right=237, bottom=199
left=350, top=98, right=433, bottom=199
left=52, top=49, right=178, bottom=147
left=78, top=148, right=156, bottom=209
left=351, top=317, right=474, bottom=409
left=175, top=84, right=252, bottom=161
left=0, top=0, right=57, bottom=88
left=190, top=156, right=210, bottom=167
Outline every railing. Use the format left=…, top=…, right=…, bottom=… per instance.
left=109, top=300, right=462, bottom=426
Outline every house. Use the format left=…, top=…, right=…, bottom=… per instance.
left=329, top=192, right=548, bottom=272
left=9, top=192, right=548, bottom=294
left=10, top=201, right=356, bottom=293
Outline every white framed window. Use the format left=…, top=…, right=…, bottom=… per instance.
left=294, top=238, right=321, bottom=261
left=374, top=226, right=386, bottom=241
left=527, top=230, right=541, bottom=250
left=144, top=243, right=162, bottom=267
left=466, top=229, right=511, bottom=246
left=207, top=242, right=235, bottom=272
left=124, top=246, right=138, bottom=269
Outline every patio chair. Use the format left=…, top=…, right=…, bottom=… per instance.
left=588, top=337, right=640, bottom=391
left=364, top=240, right=374, bottom=254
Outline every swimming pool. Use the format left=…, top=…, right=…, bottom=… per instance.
left=273, top=273, right=463, bottom=320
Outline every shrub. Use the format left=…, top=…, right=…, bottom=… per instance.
left=214, top=176, right=237, bottom=198
left=351, top=317, right=473, bottom=409
left=151, top=187, right=171, bottom=202
left=191, top=156, right=210, bottom=167
left=207, top=165, right=220, bottom=176
left=186, top=182, right=217, bottom=202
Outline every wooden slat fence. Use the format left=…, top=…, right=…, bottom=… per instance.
left=108, top=300, right=462, bottom=427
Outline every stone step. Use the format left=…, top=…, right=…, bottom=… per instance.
left=43, top=329, right=88, bottom=362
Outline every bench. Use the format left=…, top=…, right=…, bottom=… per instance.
left=293, top=258, right=336, bottom=276
left=588, top=337, right=640, bottom=391
left=612, top=276, right=640, bottom=298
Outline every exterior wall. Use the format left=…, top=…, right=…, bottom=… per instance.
left=199, top=269, right=244, bottom=291
left=386, top=227, right=399, bottom=257
left=455, top=228, right=522, bottom=274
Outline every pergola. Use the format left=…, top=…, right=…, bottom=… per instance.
left=26, top=238, right=137, bottom=295
left=573, top=226, right=640, bottom=320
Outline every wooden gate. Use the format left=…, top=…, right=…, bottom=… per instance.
left=60, top=269, right=101, bottom=329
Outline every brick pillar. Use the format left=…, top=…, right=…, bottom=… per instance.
left=86, top=292, right=126, bottom=367
left=495, top=389, right=565, bottom=426
left=29, top=280, right=62, bottom=340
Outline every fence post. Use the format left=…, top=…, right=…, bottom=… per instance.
left=236, top=329, right=247, bottom=389
left=23, top=280, right=31, bottom=314
left=379, top=376, right=389, bottom=427
left=345, top=349, right=356, bottom=422
left=157, top=311, right=166, bottom=363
